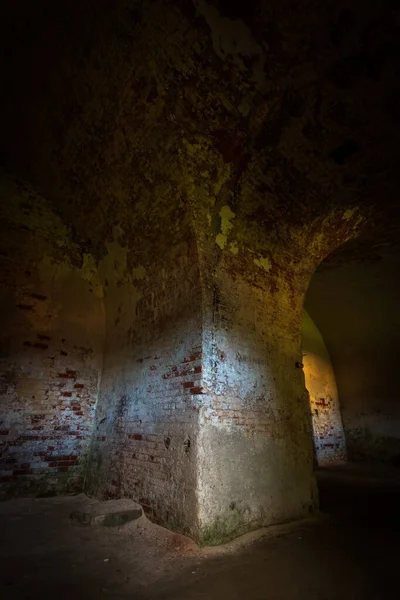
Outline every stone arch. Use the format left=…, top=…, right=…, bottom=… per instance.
left=304, top=227, right=400, bottom=466
left=301, top=309, right=347, bottom=466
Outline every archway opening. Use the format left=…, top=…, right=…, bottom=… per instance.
left=305, top=232, right=400, bottom=471
left=301, top=309, right=347, bottom=467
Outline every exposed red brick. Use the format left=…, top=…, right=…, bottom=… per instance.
left=190, top=386, right=204, bottom=395
left=58, top=370, right=77, bottom=379
left=183, top=351, right=202, bottom=363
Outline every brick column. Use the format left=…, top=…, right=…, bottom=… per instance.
left=195, top=265, right=317, bottom=544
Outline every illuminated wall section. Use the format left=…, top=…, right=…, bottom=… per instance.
left=86, top=223, right=203, bottom=540
left=196, top=270, right=317, bottom=545
left=302, top=310, right=347, bottom=466
left=0, top=169, right=105, bottom=498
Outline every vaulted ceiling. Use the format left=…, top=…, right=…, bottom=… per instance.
left=1, top=0, right=399, bottom=264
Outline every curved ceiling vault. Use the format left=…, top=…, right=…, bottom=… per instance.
left=0, top=0, right=399, bottom=262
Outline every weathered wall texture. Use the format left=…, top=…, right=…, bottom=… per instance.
left=86, top=212, right=203, bottom=538
left=0, top=0, right=399, bottom=543
left=0, top=169, right=105, bottom=498
left=302, top=310, right=347, bottom=466
left=197, top=267, right=317, bottom=544
left=306, top=243, right=400, bottom=465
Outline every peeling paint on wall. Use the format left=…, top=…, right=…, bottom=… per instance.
left=253, top=256, right=272, bottom=272
left=342, top=208, right=358, bottom=220
left=219, top=205, right=235, bottom=235
left=0, top=169, right=105, bottom=499
left=193, top=0, right=267, bottom=89
left=216, top=205, right=236, bottom=249
left=132, top=266, right=147, bottom=281
left=229, top=242, right=239, bottom=255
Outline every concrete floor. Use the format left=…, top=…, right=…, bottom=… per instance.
left=1, top=465, right=400, bottom=599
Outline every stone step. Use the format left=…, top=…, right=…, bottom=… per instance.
left=71, top=498, right=143, bottom=527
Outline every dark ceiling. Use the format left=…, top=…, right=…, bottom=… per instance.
left=0, top=0, right=399, bottom=263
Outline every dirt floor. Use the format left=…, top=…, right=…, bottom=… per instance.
left=1, top=464, right=400, bottom=599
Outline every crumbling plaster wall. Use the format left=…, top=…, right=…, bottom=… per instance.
left=0, top=169, right=105, bottom=498
left=302, top=309, right=347, bottom=466
left=188, top=189, right=362, bottom=542
left=197, top=268, right=317, bottom=543
left=0, top=0, right=399, bottom=542
left=86, top=216, right=203, bottom=538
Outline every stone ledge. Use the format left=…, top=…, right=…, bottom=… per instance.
left=71, top=498, right=142, bottom=526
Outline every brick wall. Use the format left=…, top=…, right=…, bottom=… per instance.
left=302, top=310, right=347, bottom=466
left=86, top=230, right=203, bottom=538
left=196, top=266, right=317, bottom=544
left=0, top=170, right=104, bottom=498
left=306, top=251, right=400, bottom=465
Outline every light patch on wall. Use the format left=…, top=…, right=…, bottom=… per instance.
left=342, top=207, right=358, bottom=220
left=216, top=233, right=227, bottom=249
left=193, top=0, right=268, bottom=92
left=216, top=205, right=236, bottom=250
left=99, top=229, right=142, bottom=337
left=229, top=242, right=239, bottom=255
left=220, top=205, right=236, bottom=235
left=99, top=228, right=129, bottom=286
left=81, top=254, right=103, bottom=298
left=253, top=256, right=272, bottom=272
left=133, top=266, right=147, bottom=280
left=193, top=0, right=266, bottom=77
